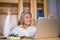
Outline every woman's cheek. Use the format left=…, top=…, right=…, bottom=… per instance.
left=26, top=20, right=31, bottom=24
left=24, top=19, right=29, bottom=24
left=30, top=18, right=32, bottom=23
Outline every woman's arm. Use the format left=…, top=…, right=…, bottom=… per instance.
left=3, top=8, right=11, bottom=37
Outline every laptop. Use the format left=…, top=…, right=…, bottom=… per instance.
left=35, top=18, right=59, bottom=38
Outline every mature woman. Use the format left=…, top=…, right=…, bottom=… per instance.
left=3, top=9, right=36, bottom=38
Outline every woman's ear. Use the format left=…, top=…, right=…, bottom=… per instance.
left=20, top=19, right=24, bottom=25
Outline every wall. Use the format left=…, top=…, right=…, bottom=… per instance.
left=48, top=0, right=60, bottom=19
left=56, top=0, right=60, bottom=33
left=48, top=0, right=57, bottom=19
left=56, top=0, right=60, bottom=19
left=48, top=0, right=60, bottom=35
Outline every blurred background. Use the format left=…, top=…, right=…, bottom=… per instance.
left=0, top=0, right=60, bottom=40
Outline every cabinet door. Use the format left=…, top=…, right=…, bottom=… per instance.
left=33, top=0, right=48, bottom=25
left=34, top=0, right=48, bottom=18
left=37, top=0, right=44, bottom=18
left=23, top=0, right=30, bottom=11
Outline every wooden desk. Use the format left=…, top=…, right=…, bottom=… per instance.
left=0, top=38, right=60, bottom=40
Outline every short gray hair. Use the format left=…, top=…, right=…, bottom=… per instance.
left=20, top=11, right=32, bottom=25
left=20, top=11, right=32, bottom=19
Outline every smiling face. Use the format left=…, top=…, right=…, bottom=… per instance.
left=23, top=13, right=32, bottom=25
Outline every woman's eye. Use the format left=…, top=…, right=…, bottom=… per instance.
left=26, top=17, right=28, bottom=19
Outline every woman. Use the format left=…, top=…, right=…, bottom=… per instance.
left=3, top=9, right=36, bottom=38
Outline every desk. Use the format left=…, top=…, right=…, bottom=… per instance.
left=0, top=38, right=60, bottom=40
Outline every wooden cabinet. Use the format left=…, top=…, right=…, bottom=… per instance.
left=0, top=0, right=48, bottom=25
left=18, top=0, right=48, bottom=25
left=0, top=2, right=18, bottom=15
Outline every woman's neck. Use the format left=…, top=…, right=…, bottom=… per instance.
left=23, top=24, right=29, bottom=29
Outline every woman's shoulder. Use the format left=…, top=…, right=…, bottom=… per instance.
left=12, top=25, right=22, bottom=30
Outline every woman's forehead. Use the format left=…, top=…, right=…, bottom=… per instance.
left=24, top=13, right=32, bottom=17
